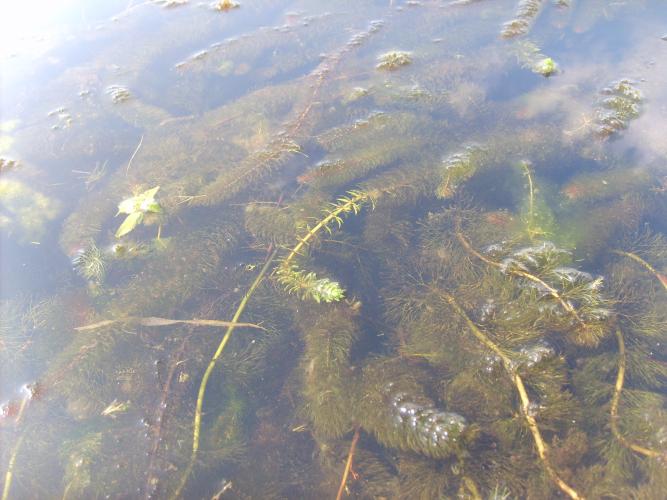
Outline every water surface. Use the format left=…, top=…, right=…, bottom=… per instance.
left=1, top=1, right=667, bottom=498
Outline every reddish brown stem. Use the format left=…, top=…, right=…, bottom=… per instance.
left=336, top=427, right=361, bottom=500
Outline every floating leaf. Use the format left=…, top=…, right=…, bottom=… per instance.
left=115, top=212, right=143, bottom=238
left=117, top=186, right=161, bottom=215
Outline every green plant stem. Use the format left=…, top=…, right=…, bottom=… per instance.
left=438, top=290, right=583, bottom=500
left=282, top=191, right=369, bottom=268
left=170, top=249, right=277, bottom=500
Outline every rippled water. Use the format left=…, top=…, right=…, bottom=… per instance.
left=1, top=1, right=667, bottom=498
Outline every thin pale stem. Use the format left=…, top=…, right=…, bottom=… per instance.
left=612, top=250, right=667, bottom=291
left=439, top=291, right=583, bottom=500
left=611, top=329, right=663, bottom=458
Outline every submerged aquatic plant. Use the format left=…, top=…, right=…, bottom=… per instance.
left=594, top=79, right=642, bottom=139
left=376, top=51, right=412, bottom=70
left=72, top=241, right=107, bottom=283
left=501, top=0, right=545, bottom=39
left=514, top=40, right=558, bottom=77
left=114, top=186, right=162, bottom=238
left=275, top=264, right=345, bottom=303
left=436, top=144, right=487, bottom=199
left=276, top=189, right=373, bottom=302
left=440, top=291, right=583, bottom=499
left=360, top=359, right=478, bottom=460
left=0, top=158, right=19, bottom=175
left=457, top=234, right=613, bottom=346
left=6, top=2, right=667, bottom=499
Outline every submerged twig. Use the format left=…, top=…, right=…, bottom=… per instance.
left=439, top=290, right=583, bottom=500
left=610, top=328, right=663, bottom=459
left=74, top=316, right=265, bottom=332
left=144, top=336, right=189, bottom=499
left=170, top=250, right=277, bottom=499
left=336, top=427, right=361, bottom=500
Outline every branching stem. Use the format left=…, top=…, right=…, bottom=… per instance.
left=439, top=290, right=583, bottom=500
left=456, top=231, right=586, bottom=327
left=282, top=191, right=370, bottom=269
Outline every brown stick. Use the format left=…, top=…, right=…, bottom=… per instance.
left=75, top=316, right=265, bottom=332
left=144, top=336, right=189, bottom=499
left=335, top=427, right=361, bottom=500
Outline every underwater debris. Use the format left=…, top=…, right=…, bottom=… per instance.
left=560, top=167, right=654, bottom=204
left=159, top=0, right=188, bottom=7
left=100, top=399, right=130, bottom=418
left=376, top=51, right=412, bottom=70
left=74, top=315, right=264, bottom=332
left=72, top=160, right=107, bottom=191
left=501, top=0, right=545, bottom=38
left=335, top=427, right=361, bottom=500
left=594, top=79, right=642, bottom=139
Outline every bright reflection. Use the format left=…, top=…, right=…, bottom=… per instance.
left=0, top=0, right=116, bottom=59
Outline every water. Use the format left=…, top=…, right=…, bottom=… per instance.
left=1, top=0, right=667, bottom=498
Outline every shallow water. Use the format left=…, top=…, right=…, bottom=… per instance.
left=1, top=1, right=667, bottom=498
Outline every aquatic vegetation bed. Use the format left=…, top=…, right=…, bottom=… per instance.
left=1, top=1, right=666, bottom=499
